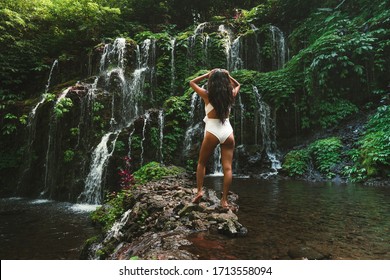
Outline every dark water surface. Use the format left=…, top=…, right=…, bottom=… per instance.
left=0, top=198, right=99, bottom=260
left=1, top=179, right=390, bottom=260
left=187, top=177, right=390, bottom=260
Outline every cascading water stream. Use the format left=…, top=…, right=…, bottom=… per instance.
left=253, top=86, right=281, bottom=177
left=31, top=59, right=59, bottom=116
left=170, top=38, right=176, bottom=95
left=17, top=59, right=59, bottom=193
left=218, top=24, right=234, bottom=71
left=78, top=132, right=119, bottom=204
left=140, top=112, right=150, bottom=167
left=238, top=94, right=245, bottom=145
left=229, top=37, right=243, bottom=71
left=187, top=22, right=210, bottom=72
left=211, top=147, right=223, bottom=176
left=183, top=92, right=203, bottom=157
left=42, top=87, right=71, bottom=197
left=270, top=25, right=286, bottom=70
left=250, top=24, right=262, bottom=71
left=79, top=38, right=154, bottom=204
left=158, top=110, right=164, bottom=163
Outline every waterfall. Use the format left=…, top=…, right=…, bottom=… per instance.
left=149, top=39, right=157, bottom=101
left=211, top=146, right=223, bottom=176
left=100, top=38, right=126, bottom=73
left=158, top=110, right=164, bottom=163
left=218, top=24, right=234, bottom=71
left=252, top=86, right=281, bottom=177
left=250, top=24, right=262, bottom=71
left=183, top=92, right=203, bottom=156
left=140, top=112, right=150, bottom=167
left=238, top=94, right=245, bottom=145
left=229, top=37, right=243, bottom=71
left=127, top=128, right=135, bottom=159
left=78, top=132, right=119, bottom=204
left=31, top=59, right=59, bottom=116
left=79, top=38, right=154, bottom=204
left=270, top=25, right=286, bottom=70
left=17, top=59, right=59, bottom=193
left=41, top=87, right=72, bottom=197
left=202, top=34, right=210, bottom=68
left=218, top=24, right=243, bottom=71
left=124, top=39, right=152, bottom=120
left=170, top=38, right=176, bottom=95
left=75, top=78, right=98, bottom=149
left=187, top=22, right=209, bottom=72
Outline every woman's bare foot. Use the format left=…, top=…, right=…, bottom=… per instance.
left=220, top=199, right=229, bottom=208
left=192, top=192, right=204, bottom=203
left=220, top=199, right=238, bottom=212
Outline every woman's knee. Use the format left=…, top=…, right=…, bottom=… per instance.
left=222, top=163, right=232, bottom=173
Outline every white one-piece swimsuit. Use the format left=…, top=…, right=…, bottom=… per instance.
left=203, top=103, right=233, bottom=144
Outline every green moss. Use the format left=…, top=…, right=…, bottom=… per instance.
left=90, top=190, right=133, bottom=232
left=133, top=161, right=185, bottom=184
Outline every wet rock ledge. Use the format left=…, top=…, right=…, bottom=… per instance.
left=82, top=174, right=247, bottom=260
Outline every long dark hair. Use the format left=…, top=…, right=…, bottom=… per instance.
left=207, top=69, right=234, bottom=123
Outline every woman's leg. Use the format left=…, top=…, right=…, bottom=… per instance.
left=193, top=132, right=219, bottom=203
left=220, top=133, right=235, bottom=208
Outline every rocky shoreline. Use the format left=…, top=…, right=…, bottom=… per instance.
left=81, top=174, right=247, bottom=260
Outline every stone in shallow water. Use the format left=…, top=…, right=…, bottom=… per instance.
left=84, top=175, right=247, bottom=259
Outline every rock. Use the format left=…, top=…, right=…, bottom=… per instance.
left=84, top=175, right=247, bottom=259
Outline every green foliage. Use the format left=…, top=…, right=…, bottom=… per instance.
left=312, top=99, right=359, bottom=129
left=308, top=137, right=343, bottom=178
left=114, top=140, right=126, bottom=153
left=63, top=149, right=75, bottom=163
left=342, top=149, right=368, bottom=182
left=54, top=97, right=73, bottom=118
left=149, top=127, right=160, bottom=150
left=44, top=93, right=56, bottom=102
left=162, top=94, right=191, bottom=162
left=359, top=105, right=390, bottom=176
left=93, top=101, right=104, bottom=112
left=2, top=113, right=18, bottom=135
left=133, top=161, right=185, bottom=184
left=282, top=149, right=310, bottom=177
left=70, top=127, right=79, bottom=136
left=90, top=190, right=132, bottom=231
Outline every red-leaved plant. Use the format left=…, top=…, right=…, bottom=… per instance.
left=118, top=156, right=135, bottom=189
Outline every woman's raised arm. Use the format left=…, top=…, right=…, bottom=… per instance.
left=229, top=75, right=240, bottom=97
left=189, top=72, right=210, bottom=100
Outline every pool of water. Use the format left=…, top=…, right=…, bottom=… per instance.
left=186, top=177, right=390, bottom=260
left=0, top=198, right=100, bottom=260
left=1, top=178, right=389, bottom=260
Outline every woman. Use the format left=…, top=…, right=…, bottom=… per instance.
left=189, top=68, right=240, bottom=209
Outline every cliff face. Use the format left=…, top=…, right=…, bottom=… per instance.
left=12, top=23, right=288, bottom=202
left=3, top=2, right=389, bottom=201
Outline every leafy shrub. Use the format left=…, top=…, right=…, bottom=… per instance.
left=63, top=149, right=75, bottom=162
left=54, top=97, right=73, bottom=118
left=359, top=105, right=390, bottom=176
left=308, top=137, right=343, bottom=178
left=282, top=149, right=310, bottom=177
left=133, top=161, right=185, bottom=184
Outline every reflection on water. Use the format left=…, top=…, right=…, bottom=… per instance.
left=0, top=198, right=99, bottom=260
left=187, top=177, right=390, bottom=260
